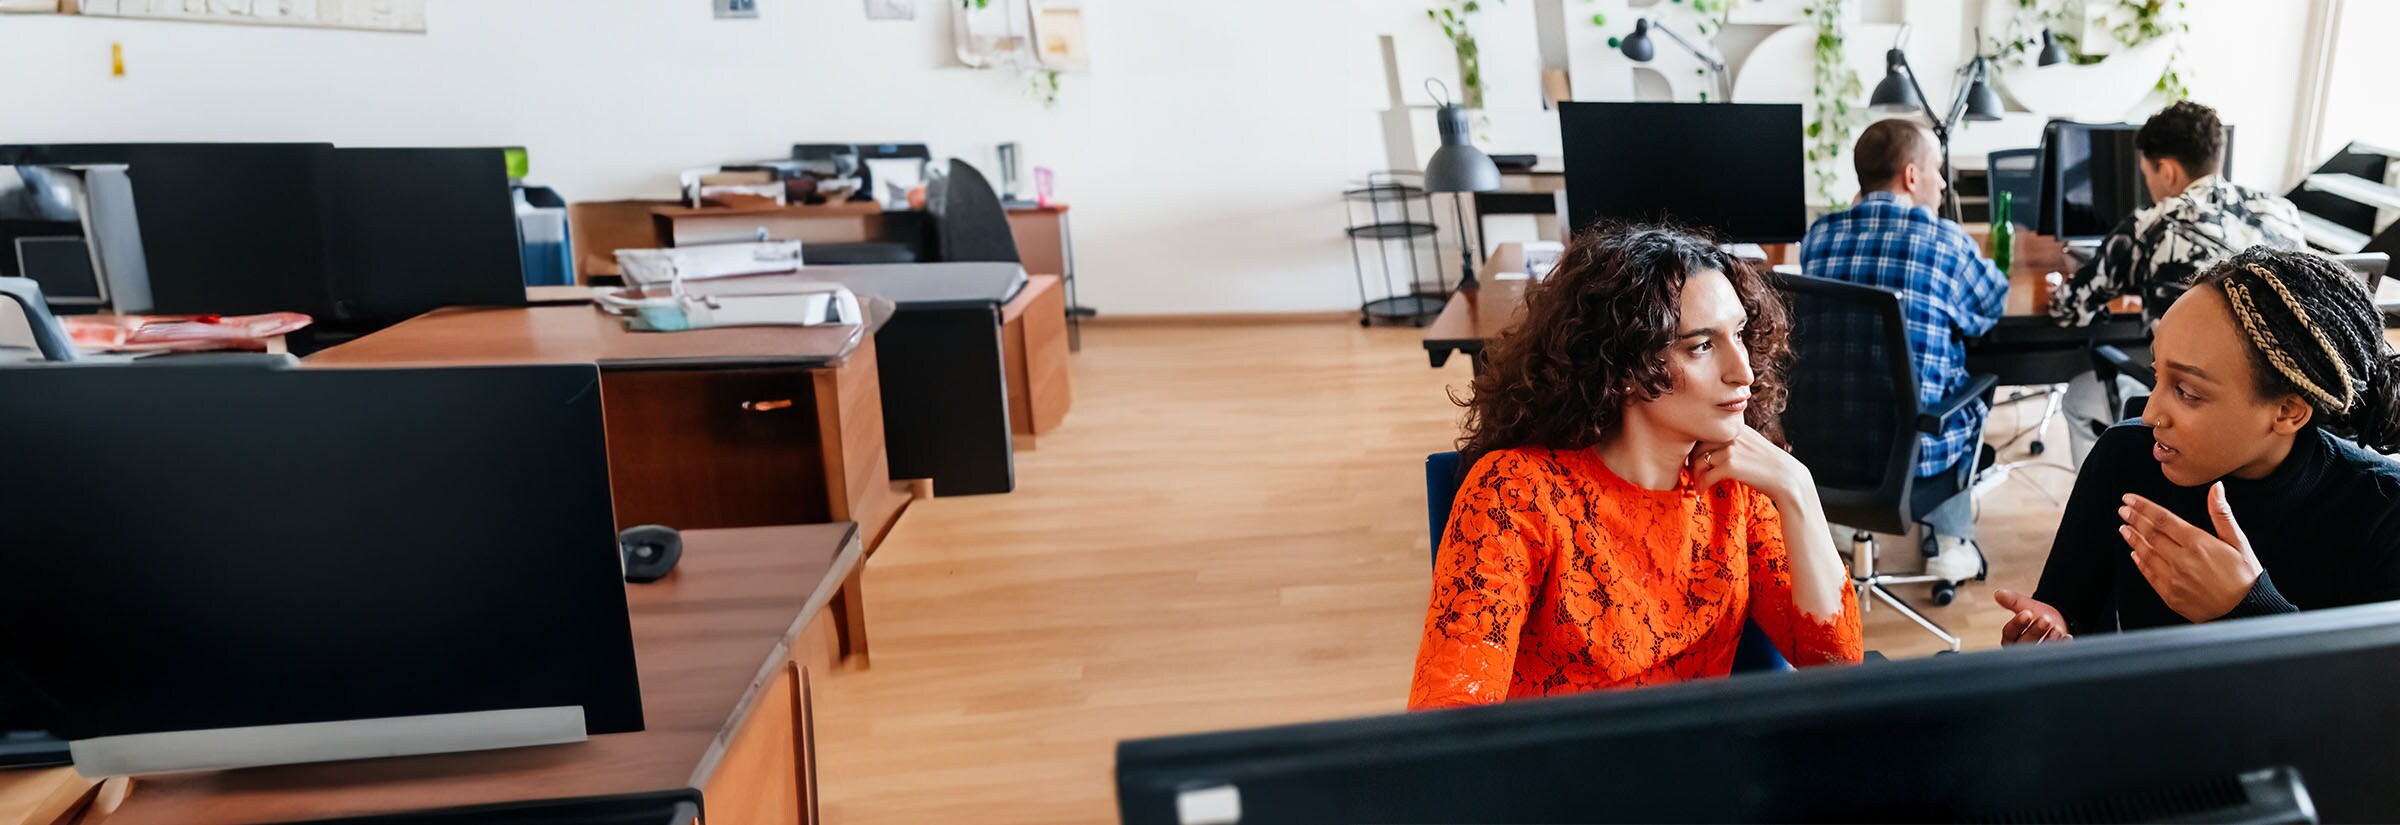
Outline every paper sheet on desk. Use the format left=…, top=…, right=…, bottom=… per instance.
left=615, top=241, right=806, bottom=286
left=599, top=283, right=863, bottom=333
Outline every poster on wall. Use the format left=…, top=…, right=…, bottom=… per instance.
left=70, top=0, right=428, bottom=33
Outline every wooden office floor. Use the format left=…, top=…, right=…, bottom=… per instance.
left=813, top=321, right=2080, bottom=824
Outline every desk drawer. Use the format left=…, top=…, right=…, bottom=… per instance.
left=599, top=368, right=835, bottom=531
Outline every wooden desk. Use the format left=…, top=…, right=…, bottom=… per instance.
left=1003, top=204, right=1084, bottom=350
left=652, top=202, right=891, bottom=248
left=1421, top=244, right=1528, bottom=371
left=703, top=265, right=1024, bottom=496
left=0, top=769, right=102, bottom=825
left=39, top=524, right=861, bottom=825
left=1426, top=238, right=2149, bottom=385
left=1002, top=275, right=1073, bottom=447
left=307, top=304, right=906, bottom=662
left=570, top=197, right=1086, bottom=349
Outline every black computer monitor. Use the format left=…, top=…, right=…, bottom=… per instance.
left=325, top=147, right=529, bottom=322
left=0, top=362, right=642, bottom=772
left=0, top=143, right=344, bottom=316
left=2036, top=120, right=2237, bottom=241
left=1118, top=602, right=2400, bottom=823
left=0, top=143, right=533, bottom=324
left=1559, top=102, right=1806, bottom=244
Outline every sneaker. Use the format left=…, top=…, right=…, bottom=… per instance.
left=1924, top=535, right=1985, bottom=584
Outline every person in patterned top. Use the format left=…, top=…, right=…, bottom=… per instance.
left=2050, top=100, right=2307, bottom=466
left=1409, top=225, right=1862, bottom=711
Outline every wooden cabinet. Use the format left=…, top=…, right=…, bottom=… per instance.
left=1001, top=275, right=1073, bottom=446
left=702, top=661, right=811, bottom=825
left=1005, top=206, right=1069, bottom=278
left=597, top=339, right=907, bottom=551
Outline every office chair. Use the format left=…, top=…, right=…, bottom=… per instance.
left=2092, top=343, right=2156, bottom=426
left=1985, top=149, right=2040, bottom=231
left=926, top=160, right=1023, bottom=264
left=1424, top=452, right=1793, bottom=673
left=1775, top=273, right=1999, bottom=652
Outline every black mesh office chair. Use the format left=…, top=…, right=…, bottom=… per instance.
left=1776, top=273, right=1998, bottom=652
left=926, top=160, right=1023, bottom=264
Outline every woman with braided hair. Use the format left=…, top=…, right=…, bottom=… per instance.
left=1996, top=246, right=2400, bottom=643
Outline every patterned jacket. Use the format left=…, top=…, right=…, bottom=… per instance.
left=2049, top=175, right=2305, bottom=328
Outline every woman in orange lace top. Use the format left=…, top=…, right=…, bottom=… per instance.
left=1410, top=226, right=1863, bottom=710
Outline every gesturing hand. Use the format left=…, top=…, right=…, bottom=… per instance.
left=1994, top=589, right=2070, bottom=645
left=2120, top=483, right=2263, bottom=623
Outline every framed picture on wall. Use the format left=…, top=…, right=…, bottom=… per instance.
left=1030, top=1, right=1088, bottom=72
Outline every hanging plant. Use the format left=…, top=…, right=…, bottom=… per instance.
left=1688, top=0, right=1731, bottom=40
left=1028, top=69, right=1062, bottom=108
left=1589, top=0, right=1733, bottom=54
left=1986, top=0, right=2190, bottom=102
left=1427, top=0, right=1503, bottom=109
left=1804, top=0, right=1864, bottom=207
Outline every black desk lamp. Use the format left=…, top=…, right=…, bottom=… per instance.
left=1867, top=25, right=2003, bottom=222
left=2038, top=28, right=2071, bottom=66
left=1423, top=80, right=1500, bottom=291
left=1620, top=17, right=1731, bottom=103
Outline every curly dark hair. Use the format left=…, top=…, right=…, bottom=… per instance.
left=2191, top=246, right=2400, bottom=452
left=1455, top=223, right=1793, bottom=469
left=2135, top=100, right=2225, bottom=177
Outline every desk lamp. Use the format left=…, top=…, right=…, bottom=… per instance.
left=1619, top=17, right=1730, bottom=103
left=1423, top=80, right=1500, bottom=291
left=1867, top=25, right=2004, bottom=222
left=2038, top=28, right=2071, bottom=66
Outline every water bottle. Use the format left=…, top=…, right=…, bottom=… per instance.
left=1992, top=190, right=2015, bottom=272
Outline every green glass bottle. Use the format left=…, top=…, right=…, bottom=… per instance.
left=1992, top=190, right=2015, bottom=272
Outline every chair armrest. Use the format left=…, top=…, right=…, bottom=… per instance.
left=1917, top=373, right=2000, bottom=434
left=2092, top=344, right=2156, bottom=425
left=2092, top=344, right=2156, bottom=386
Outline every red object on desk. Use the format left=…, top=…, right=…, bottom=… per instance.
left=62, top=312, right=311, bottom=353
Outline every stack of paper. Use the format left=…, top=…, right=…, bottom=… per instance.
left=614, top=241, right=805, bottom=287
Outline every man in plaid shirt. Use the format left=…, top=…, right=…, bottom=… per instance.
left=1799, top=119, right=2008, bottom=585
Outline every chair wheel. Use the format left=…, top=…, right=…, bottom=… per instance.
left=1359, top=316, right=1373, bottom=327
left=2030, top=440, right=2048, bottom=455
left=1930, top=582, right=1958, bottom=606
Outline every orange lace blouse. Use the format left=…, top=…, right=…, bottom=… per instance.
left=1409, top=447, right=1863, bottom=710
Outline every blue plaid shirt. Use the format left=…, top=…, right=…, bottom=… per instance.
left=1798, top=193, right=2008, bottom=478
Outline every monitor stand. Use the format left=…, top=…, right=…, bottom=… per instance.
left=68, top=706, right=586, bottom=778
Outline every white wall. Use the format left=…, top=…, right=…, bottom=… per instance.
left=0, top=1, right=2326, bottom=318
left=0, top=0, right=1389, bottom=316
left=2180, top=0, right=2313, bottom=192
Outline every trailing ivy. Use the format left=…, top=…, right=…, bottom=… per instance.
left=1428, top=1, right=1501, bottom=108
left=1805, top=0, right=1864, bottom=207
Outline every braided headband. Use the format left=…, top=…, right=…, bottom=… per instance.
left=2220, top=263, right=2357, bottom=414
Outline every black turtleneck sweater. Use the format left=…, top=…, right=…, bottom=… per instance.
left=2034, top=424, right=2400, bottom=635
